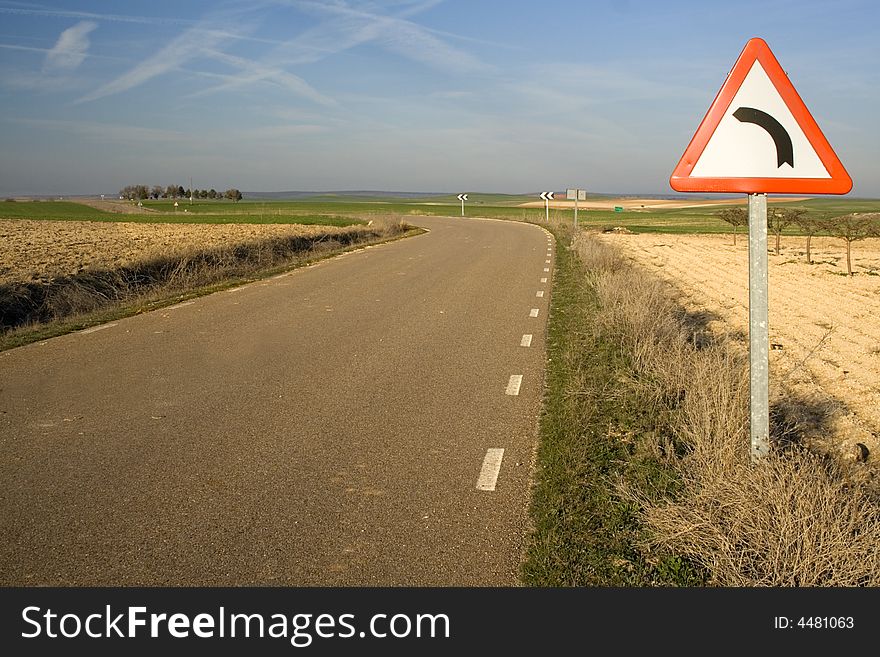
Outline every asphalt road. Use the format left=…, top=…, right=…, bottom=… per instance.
left=0, top=215, right=554, bottom=586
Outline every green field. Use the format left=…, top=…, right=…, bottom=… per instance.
left=3, top=194, right=879, bottom=234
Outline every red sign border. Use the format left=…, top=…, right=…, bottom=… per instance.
left=669, top=38, right=852, bottom=194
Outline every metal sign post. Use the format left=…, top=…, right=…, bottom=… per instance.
left=748, top=193, right=770, bottom=461
left=566, top=188, right=585, bottom=229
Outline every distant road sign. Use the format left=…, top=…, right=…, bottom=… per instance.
left=669, top=37, right=851, bottom=194
left=540, top=191, right=554, bottom=221
left=457, top=194, right=468, bottom=201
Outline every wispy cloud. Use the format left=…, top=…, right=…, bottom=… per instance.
left=8, top=117, right=191, bottom=144
left=72, top=2, right=333, bottom=106
left=0, top=67, right=85, bottom=92
left=0, top=5, right=191, bottom=26
left=187, top=49, right=336, bottom=106
left=60, top=0, right=488, bottom=109
left=43, top=21, right=96, bottom=72
left=185, top=0, right=489, bottom=102
left=274, top=0, right=490, bottom=73
left=0, top=43, right=48, bottom=53
left=74, top=24, right=233, bottom=104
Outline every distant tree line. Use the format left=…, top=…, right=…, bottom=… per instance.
left=716, top=206, right=880, bottom=275
left=118, top=184, right=243, bottom=202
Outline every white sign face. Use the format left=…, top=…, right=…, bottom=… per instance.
left=577, top=190, right=586, bottom=201
left=690, top=61, right=830, bottom=180
left=566, top=189, right=576, bottom=200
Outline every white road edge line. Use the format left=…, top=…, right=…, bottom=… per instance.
left=536, top=290, right=544, bottom=297
left=529, top=308, right=539, bottom=317
left=541, top=277, right=548, bottom=283
left=521, top=334, right=533, bottom=347
left=543, top=268, right=550, bottom=272
left=506, top=374, right=523, bottom=396
left=165, top=301, right=194, bottom=310
left=476, top=448, right=505, bottom=491
left=78, top=323, right=117, bottom=335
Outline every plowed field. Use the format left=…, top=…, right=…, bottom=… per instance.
left=0, top=219, right=367, bottom=285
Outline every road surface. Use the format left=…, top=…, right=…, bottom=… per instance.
left=0, top=215, right=553, bottom=586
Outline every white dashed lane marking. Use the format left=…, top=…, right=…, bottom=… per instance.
left=506, top=375, right=523, bottom=396
left=536, top=291, right=544, bottom=298
left=541, top=277, right=547, bottom=283
left=476, top=448, right=505, bottom=492
left=529, top=308, right=539, bottom=317
left=521, top=334, right=533, bottom=347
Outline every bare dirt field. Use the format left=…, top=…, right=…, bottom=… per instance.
left=0, top=219, right=366, bottom=285
left=69, top=198, right=160, bottom=214
left=518, top=196, right=811, bottom=210
left=593, top=230, right=880, bottom=462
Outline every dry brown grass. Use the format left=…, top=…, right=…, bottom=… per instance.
left=574, top=231, right=880, bottom=586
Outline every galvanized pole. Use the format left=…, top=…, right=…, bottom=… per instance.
left=574, top=195, right=578, bottom=229
left=461, top=197, right=465, bottom=217
left=545, top=197, right=549, bottom=223
left=748, top=192, right=770, bottom=461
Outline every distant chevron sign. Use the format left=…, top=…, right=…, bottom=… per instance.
left=539, top=191, right=554, bottom=201
left=457, top=194, right=468, bottom=201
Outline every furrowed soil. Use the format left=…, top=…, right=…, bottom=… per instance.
left=0, top=219, right=369, bottom=285
left=593, top=231, right=880, bottom=463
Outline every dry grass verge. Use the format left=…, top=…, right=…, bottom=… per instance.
left=575, top=232, right=880, bottom=586
left=1, top=216, right=414, bottom=349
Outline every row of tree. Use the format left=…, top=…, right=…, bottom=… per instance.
left=717, top=207, right=880, bottom=275
left=118, top=184, right=243, bottom=202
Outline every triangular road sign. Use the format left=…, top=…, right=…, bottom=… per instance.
left=670, top=37, right=851, bottom=194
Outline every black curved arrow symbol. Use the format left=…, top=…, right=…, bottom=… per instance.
left=733, top=106, right=794, bottom=168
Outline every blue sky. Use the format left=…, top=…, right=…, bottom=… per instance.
left=1, top=0, right=878, bottom=197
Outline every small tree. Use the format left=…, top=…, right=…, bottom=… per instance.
left=793, top=214, right=825, bottom=264
left=717, top=207, right=748, bottom=245
left=824, top=212, right=880, bottom=276
left=224, top=188, right=242, bottom=202
left=768, top=207, right=806, bottom=255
